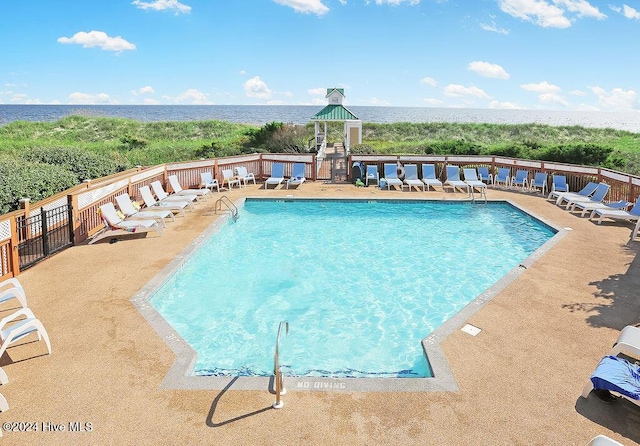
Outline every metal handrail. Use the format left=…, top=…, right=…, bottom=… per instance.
left=214, top=196, right=238, bottom=220
left=272, top=321, right=289, bottom=409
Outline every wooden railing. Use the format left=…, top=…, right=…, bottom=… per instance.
left=1, top=152, right=639, bottom=280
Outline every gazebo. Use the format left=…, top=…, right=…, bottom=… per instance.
left=310, top=88, right=362, bottom=153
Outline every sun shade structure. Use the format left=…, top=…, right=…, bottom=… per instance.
left=310, top=88, right=362, bottom=153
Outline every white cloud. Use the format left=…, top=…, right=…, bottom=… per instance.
left=244, top=76, right=272, bottom=100
left=589, top=86, right=637, bottom=111
left=420, top=77, right=438, bottom=87
left=520, top=80, right=561, bottom=93
left=569, top=89, right=586, bottom=96
left=239, top=70, right=247, bottom=75
left=499, top=0, right=604, bottom=28
left=444, top=84, right=491, bottom=99
left=489, top=100, right=522, bottom=109
left=308, top=87, right=326, bottom=96
left=622, top=4, right=640, bottom=20
left=538, top=92, right=570, bottom=106
left=467, top=61, right=510, bottom=79
left=131, top=86, right=155, bottom=96
left=554, top=0, right=605, bottom=19
left=132, top=0, right=191, bottom=14
left=480, top=22, right=510, bottom=34
left=273, top=0, right=329, bottom=16
left=68, top=92, right=116, bottom=104
left=57, top=31, right=136, bottom=53
left=369, top=0, right=421, bottom=5
left=163, top=88, right=213, bottom=104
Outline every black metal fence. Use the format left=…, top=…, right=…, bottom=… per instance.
left=17, top=204, right=74, bottom=270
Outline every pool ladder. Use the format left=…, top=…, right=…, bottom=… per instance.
left=214, top=196, right=238, bottom=220
left=272, top=321, right=289, bottom=409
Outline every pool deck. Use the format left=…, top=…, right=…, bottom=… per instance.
left=3, top=182, right=640, bottom=445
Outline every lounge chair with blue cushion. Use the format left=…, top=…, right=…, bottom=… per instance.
left=140, top=185, right=190, bottom=216
left=494, top=168, right=511, bottom=188
left=581, top=355, right=640, bottom=407
left=403, top=164, right=424, bottom=191
left=563, top=182, right=609, bottom=210
left=265, top=163, right=285, bottom=189
left=478, top=166, right=493, bottom=185
left=444, top=166, right=469, bottom=194
left=235, top=166, right=256, bottom=186
left=590, top=197, right=640, bottom=225
left=611, top=325, right=640, bottom=360
left=200, top=172, right=220, bottom=193
left=463, top=168, right=487, bottom=198
left=168, top=175, right=212, bottom=200
left=365, top=165, right=379, bottom=186
left=571, top=199, right=630, bottom=218
left=90, top=202, right=163, bottom=244
left=287, top=163, right=306, bottom=189
left=383, top=163, right=403, bottom=190
left=511, top=169, right=529, bottom=190
left=0, top=307, right=52, bottom=358
left=549, top=181, right=598, bottom=206
left=421, top=164, right=443, bottom=191
left=0, top=278, right=28, bottom=309
left=115, top=193, right=174, bottom=227
left=529, top=172, right=548, bottom=195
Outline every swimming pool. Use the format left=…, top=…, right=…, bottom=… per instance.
left=149, top=199, right=555, bottom=379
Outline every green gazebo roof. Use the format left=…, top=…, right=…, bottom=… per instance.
left=310, top=104, right=359, bottom=121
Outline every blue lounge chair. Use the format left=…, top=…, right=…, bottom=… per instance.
left=365, top=165, right=379, bottom=186
left=564, top=182, right=609, bottom=210
left=445, top=166, right=469, bottom=194
left=529, top=172, right=548, bottom=195
left=403, top=164, right=424, bottom=191
left=286, top=163, right=306, bottom=189
left=581, top=355, right=640, bottom=407
left=550, top=175, right=569, bottom=194
left=265, top=163, right=285, bottom=189
left=463, top=168, right=487, bottom=198
left=494, top=168, right=511, bottom=188
left=548, top=181, right=598, bottom=206
left=383, top=163, right=403, bottom=190
left=478, top=166, right=493, bottom=185
left=511, top=169, right=529, bottom=190
left=590, top=196, right=640, bottom=227
left=572, top=199, right=630, bottom=218
left=421, top=164, right=442, bottom=191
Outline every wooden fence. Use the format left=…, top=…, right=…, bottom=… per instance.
left=1, top=152, right=639, bottom=280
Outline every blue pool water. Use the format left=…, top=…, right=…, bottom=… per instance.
left=150, top=199, right=555, bottom=378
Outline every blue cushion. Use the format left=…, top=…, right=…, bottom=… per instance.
left=590, top=355, right=640, bottom=400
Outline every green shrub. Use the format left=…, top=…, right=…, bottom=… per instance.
left=531, top=143, right=613, bottom=166
left=20, top=147, right=124, bottom=181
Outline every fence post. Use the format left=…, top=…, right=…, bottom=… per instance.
left=9, top=216, right=20, bottom=277
left=18, top=198, right=31, bottom=242
left=259, top=154, right=263, bottom=181
left=68, top=193, right=83, bottom=245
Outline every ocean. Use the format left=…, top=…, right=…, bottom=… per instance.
left=1, top=104, right=640, bottom=132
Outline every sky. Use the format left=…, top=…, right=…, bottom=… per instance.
left=1, top=0, right=639, bottom=111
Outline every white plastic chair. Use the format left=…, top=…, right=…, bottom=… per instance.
left=286, top=163, right=306, bottom=189
left=168, top=175, right=211, bottom=200
left=115, top=193, right=174, bottom=227
left=0, top=308, right=51, bottom=358
left=494, top=168, right=511, bottom=188
left=421, top=164, right=442, bottom=191
left=222, top=169, right=241, bottom=189
left=139, top=186, right=190, bottom=216
left=365, top=165, right=379, bottom=186
left=403, top=164, right=424, bottom=191
left=235, top=166, right=256, bottom=186
left=0, top=278, right=28, bottom=309
left=529, top=172, right=548, bottom=195
left=265, top=163, right=285, bottom=189
left=200, top=172, right=219, bottom=193
left=511, top=169, right=529, bottom=190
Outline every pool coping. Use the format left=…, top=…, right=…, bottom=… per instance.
left=130, top=197, right=566, bottom=393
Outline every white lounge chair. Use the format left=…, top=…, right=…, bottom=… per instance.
left=564, top=183, right=609, bottom=210
left=287, top=163, right=306, bottom=189
left=511, top=169, right=529, bottom=190
left=478, top=166, right=493, bottom=185
left=265, top=163, right=285, bottom=189
left=0, top=278, right=28, bottom=309
left=382, top=163, right=403, bottom=190
left=571, top=199, right=630, bottom=218
left=494, top=168, right=511, bottom=188
left=0, top=392, right=7, bottom=412
left=221, top=169, right=241, bottom=189
left=611, top=325, right=640, bottom=360
left=168, top=175, right=212, bottom=201
left=115, top=193, right=174, bottom=227
left=590, top=197, right=640, bottom=225
left=421, top=164, right=443, bottom=191
left=90, top=202, right=162, bottom=244
left=152, top=181, right=199, bottom=205
left=444, top=166, right=469, bottom=194
left=463, top=168, right=487, bottom=198
left=235, top=166, right=256, bottom=186
left=403, top=164, right=424, bottom=191
left=0, top=308, right=51, bottom=358
left=529, top=172, right=548, bottom=195
left=365, top=165, right=379, bottom=186
left=581, top=355, right=640, bottom=408
left=200, top=172, right=220, bottom=193
left=587, top=435, right=624, bottom=446
left=549, top=181, right=598, bottom=206
left=139, top=185, right=190, bottom=216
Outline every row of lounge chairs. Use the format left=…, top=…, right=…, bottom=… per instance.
left=264, top=162, right=306, bottom=189
left=0, top=278, right=52, bottom=422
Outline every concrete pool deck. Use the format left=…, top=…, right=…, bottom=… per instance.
left=2, top=182, right=640, bottom=445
